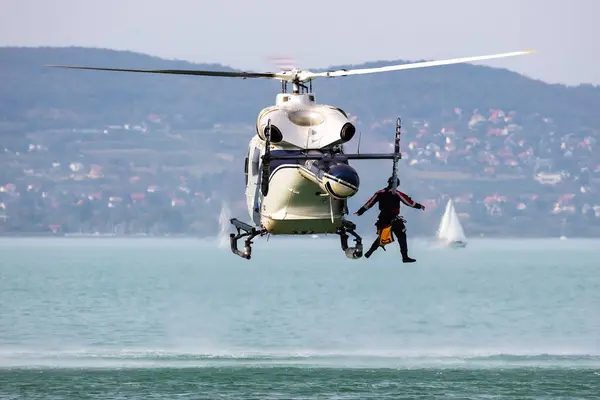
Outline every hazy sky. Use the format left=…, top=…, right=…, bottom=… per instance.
left=1, top=0, right=597, bottom=86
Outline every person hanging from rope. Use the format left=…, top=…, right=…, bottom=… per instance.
left=354, top=177, right=425, bottom=262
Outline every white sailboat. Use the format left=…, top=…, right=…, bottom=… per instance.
left=559, top=217, right=567, bottom=240
left=436, top=199, right=467, bottom=248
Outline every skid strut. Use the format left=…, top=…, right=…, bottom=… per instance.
left=336, top=219, right=363, bottom=259
left=229, top=218, right=267, bottom=260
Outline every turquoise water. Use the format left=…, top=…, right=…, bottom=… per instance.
left=1, top=237, right=599, bottom=398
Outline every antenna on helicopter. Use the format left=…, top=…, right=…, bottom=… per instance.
left=391, top=118, right=401, bottom=193
left=261, top=119, right=272, bottom=197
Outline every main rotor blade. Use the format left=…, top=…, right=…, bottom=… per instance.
left=305, top=50, right=535, bottom=80
left=45, top=64, right=279, bottom=79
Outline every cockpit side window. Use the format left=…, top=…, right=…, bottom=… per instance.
left=244, top=149, right=249, bottom=185
left=251, top=147, right=260, bottom=176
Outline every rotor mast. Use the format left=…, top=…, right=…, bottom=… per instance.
left=280, top=79, right=312, bottom=94
left=279, top=69, right=313, bottom=94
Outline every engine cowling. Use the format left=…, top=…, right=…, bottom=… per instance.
left=255, top=100, right=356, bottom=148
left=339, top=122, right=356, bottom=142
left=322, top=164, right=360, bottom=199
left=256, top=108, right=284, bottom=143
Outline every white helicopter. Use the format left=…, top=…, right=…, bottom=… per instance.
left=48, top=50, right=534, bottom=260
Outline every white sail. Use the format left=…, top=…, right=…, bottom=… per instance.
left=437, top=199, right=467, bottom=247
left=436, top=199, right=452, bottom=240
left=446, top=201, right=467, bottom=242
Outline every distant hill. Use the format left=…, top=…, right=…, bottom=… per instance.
left=1, top=47, right=600, bottom=238
left=1, top=46, right=599, bottom=131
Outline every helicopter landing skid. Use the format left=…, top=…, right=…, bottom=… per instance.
left=336, top=219, right=363, bottom=259
left=229, top=218, right=267, bottom=260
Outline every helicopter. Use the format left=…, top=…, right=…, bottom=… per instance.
left=47, top=50, right=534, bottom=260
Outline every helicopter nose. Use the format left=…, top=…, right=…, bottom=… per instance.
left=323, top=164, right=360, bottom=199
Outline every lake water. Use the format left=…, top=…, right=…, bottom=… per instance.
left=1, top=237, right=599, bottom=398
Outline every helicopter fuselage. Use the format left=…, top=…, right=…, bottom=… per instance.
left=243, top=93, right=359, bottom=235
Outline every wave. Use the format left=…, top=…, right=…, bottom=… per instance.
left=2, top=348, right=600, bottom=369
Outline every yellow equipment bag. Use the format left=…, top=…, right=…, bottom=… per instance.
left=377, top=225, right=394, bottom=247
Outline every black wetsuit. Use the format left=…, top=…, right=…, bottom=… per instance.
left=356, top=187, right=423, bottom=261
